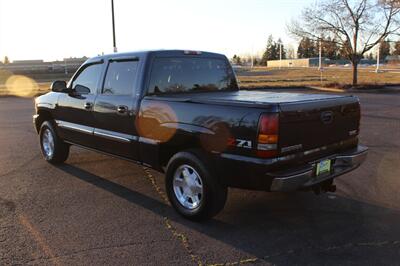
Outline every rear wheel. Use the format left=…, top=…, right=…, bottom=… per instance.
left=166, top=151, right=227, bottom=221
left=39, top=121, right=70, bottom=164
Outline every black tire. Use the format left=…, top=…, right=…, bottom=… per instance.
left=165, top=150, right=227, bottom=221
left=39, top=121, right=70, bottom=164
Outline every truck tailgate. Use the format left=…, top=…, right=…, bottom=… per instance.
left=278, top=96, right=360, bottom=155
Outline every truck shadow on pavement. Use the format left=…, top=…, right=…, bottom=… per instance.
left=57, top=163, right=400, bottom=265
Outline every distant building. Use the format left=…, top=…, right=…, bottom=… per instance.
left=1, top=57, right=87, bottom=73
left=359, top=59, right=376, bottom=65
left=63, top=57, right=88, bottom=64
left=267, top=57, right=382, bottom=68
left=267, top=57, right=326, bottom=68
left=5, top=60, right=50, bottom=71
left=51, top=57, right=88, bottom=72
left=385, top=55, right=400, bottom=65
left=12, top=60, right=44, bottom=65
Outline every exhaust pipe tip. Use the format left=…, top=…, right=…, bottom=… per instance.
left=312, top=181, right=336, bottom=195
left=312, top=185, right=321, bottom=195
left=326, top=184, right=336, bottom=193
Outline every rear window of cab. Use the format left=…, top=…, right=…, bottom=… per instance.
left=148, top=57, right=238, bottom=95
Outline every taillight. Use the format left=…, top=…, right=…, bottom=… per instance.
left=257, top=113, right=279, bottom=158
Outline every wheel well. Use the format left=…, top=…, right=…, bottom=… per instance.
left=35, top=110, right=53, bottom=132
left=160, top=143, right=222, bottom=186
left=159, top=139, right=203, bottom=171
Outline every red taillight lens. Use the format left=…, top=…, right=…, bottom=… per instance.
left=257, top=113, right=279, bottom=158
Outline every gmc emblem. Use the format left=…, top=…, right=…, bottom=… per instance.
left=321, top=111, right=334, bottom=124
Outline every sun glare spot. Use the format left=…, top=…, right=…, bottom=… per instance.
left=136, top=102, right=178, bottom=143
left=5, top=75, right=39, bottom=97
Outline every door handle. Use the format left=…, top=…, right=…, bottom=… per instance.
left=117, top=105, right=128, bottom=114
left=84, top=102, right=93, bottom=110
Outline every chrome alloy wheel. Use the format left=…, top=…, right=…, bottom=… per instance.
left=42, top=129, right=55, bottom=159
left=173, top=164, right=204, bottom=210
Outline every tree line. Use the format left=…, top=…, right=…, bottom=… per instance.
left=232, top=0, right=400, bottom=86
left=289, top=0, right=400, bottom=85
left=231, top=36, right=400, bottom=66
left=297, top=37, right=400, bottom=60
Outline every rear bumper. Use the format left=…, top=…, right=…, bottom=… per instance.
left=270, top=145, right=368, bottom=191
left=216, top=145, right=368, bottom=191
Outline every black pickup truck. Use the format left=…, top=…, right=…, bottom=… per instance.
left=33, top=50, right=368, bottom=220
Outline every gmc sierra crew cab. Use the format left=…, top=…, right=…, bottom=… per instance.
left=33, top=50, right=368, bottom=220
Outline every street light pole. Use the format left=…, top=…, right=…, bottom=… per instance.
left=279, top=41, right=282, bottom=69
left=111, top=0, right=117, bottom=53
left=376, top=42, right=380, bottom=73
left=64, top=59, right=68, bottom=75
left=251, top=43, right=254, bottom=68
left=318, top=38, right=322, bottom=71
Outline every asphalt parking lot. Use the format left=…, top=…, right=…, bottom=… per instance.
left=1, top=90, right=400, bottom=265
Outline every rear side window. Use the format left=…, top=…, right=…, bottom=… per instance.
left=72, top=63, right=103, bottom=94
left=148, top=57, right=238, bottom=95
left=103, top=60, right=139, bottom=95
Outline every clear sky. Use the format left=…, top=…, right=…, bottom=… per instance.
left=0, top=0, right=316, bottom=62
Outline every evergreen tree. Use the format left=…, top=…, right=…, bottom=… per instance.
left=261, top=35, right=279, bottom=65
left=394, top=41, right=400, bottom=56
left=297, top=38, right=305, bottom=58
left=231, top=55, right=236, bottom=64
left=322, top=37, right=338, bottom=59
left=297, top=37, right=317, bottom=58
left=339, top=40, right=351, bottom=59
left=277, top=38, right=287, bottom=59
left=232, top=55, right=237, bottom=63
left=379, top=39, right=391, bottom=59
left=231, top=54, right=242, bottom=65
left=309, top=39, right=318, bottom=58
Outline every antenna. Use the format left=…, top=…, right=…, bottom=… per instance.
left=111, top=0, right=117, bottom=53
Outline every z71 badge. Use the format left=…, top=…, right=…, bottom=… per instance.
left=228, top=138, right=252, bottom=149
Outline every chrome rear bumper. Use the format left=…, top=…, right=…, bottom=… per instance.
left=270, top=145, right=368, bottom=192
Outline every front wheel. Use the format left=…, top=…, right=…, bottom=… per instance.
left=39, top=121, right=70, bottom=164
left=165, top=151, right=227, bottom=221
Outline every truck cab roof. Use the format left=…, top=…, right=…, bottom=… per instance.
left=85, top=50, right=227, bottom=65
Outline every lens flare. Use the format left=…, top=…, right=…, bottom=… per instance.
left=0, top=69, right=13, bottom=81
left=136, top=102, right=177, bottom=143
left=5, top=75, right=39, bottom=97
left=0, top=69, right=12, bottom=96
left=199, top=122, right=231, bottom=152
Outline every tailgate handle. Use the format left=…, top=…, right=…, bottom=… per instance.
left=320, top=111, right=334, bottom=124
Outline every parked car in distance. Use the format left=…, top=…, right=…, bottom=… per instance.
left=33, top=50, right=368, bottom=220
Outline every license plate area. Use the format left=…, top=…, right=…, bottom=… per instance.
left=316, top=159, right=332, bottom=176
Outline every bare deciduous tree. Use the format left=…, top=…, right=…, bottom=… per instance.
left=288, top=0, right=400, bottom=86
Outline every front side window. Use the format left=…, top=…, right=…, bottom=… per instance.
left=71, top=63, right=103, bottom=94
left=148, top=57, right=238, bottom=95
left=102, top=60, right=139, bottom=95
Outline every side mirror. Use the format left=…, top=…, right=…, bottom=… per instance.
left=74, top=84, right=91, bottom=95
left=50, top=80, right=67, bottom=92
